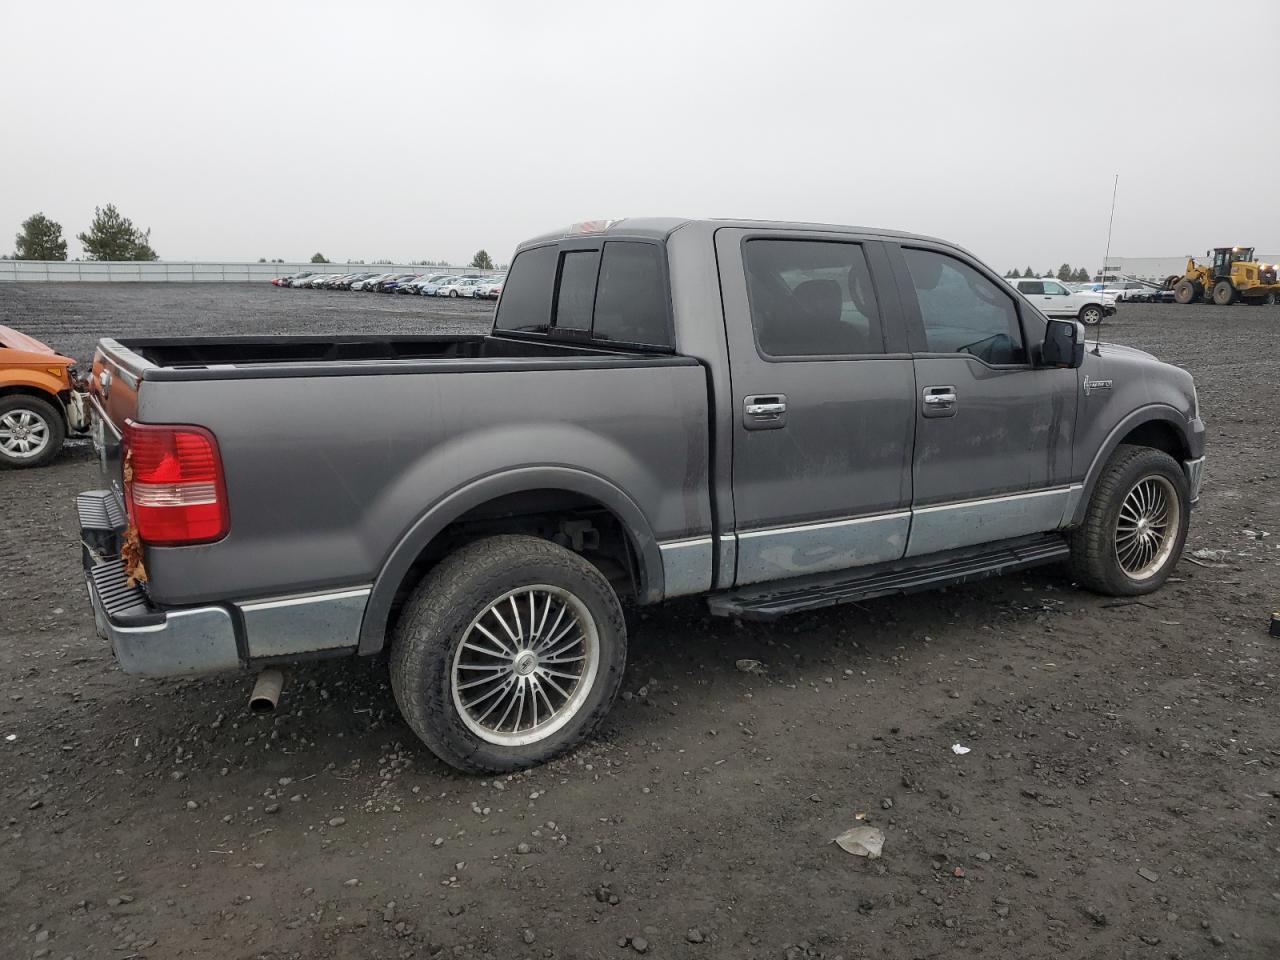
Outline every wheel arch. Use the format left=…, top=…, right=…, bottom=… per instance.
left=357, top=467, right=664, bottom=655
left=0, top=384, right=69, bottom=425
left=1071, top=406, right=1195, bottom=526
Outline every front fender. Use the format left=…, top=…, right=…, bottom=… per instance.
left=356, top=466, right=664, bottom=655
left=1071, top=404, right=1202, bottom=526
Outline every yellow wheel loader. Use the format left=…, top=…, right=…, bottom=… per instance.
left=1165, top=247, right=1280, bottom=305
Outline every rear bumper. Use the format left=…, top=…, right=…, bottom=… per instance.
left=78, top=490, right=369, bottom=677
left=80, top=491, right=241, bottom=676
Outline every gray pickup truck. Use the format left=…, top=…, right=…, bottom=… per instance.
left=79, top=218, right=1205, bottom=772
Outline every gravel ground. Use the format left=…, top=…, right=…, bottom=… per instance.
left=1, top=284, right=1277, bottom=960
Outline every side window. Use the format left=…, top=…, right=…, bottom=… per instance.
left=902, top=248, right=1026, bottom=365
left=592, top=242, right=671, bottom=347
left=494, top=245, right=557, bottom=332
left=1042, top=281, right=1067, bottom=296
left=742, top=239, right=884, bottom=358
left=1019, top=280, right=1045, bottom=295
left=553, top=250, right=600, bottom=331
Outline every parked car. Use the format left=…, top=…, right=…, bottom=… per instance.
left=1008, top=277, right=1116, bottom=325
left=79, top=216, right=1204, bottom=773
left=419, top=276, right=458, bottom=296
left=272, top=272, right=313, bottom=287
left=1104, top=280, right=1159, bottom=303
left=437, top=277, right=483, bottom=298
left=473, top=277, right=507, bottom=299
left=381, top=274, right=420, bottom=293
left=0, top=325, right=89, bottom=468
left=407, top=274, right=455, bottom=295
left=353, top=273, right=390, bottom=291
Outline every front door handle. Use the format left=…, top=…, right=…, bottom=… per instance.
left=744, top=394, right=787, bottom=430
left=922, top=385, right=957, bottom=418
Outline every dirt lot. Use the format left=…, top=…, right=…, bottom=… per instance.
left=1, top=284, right=1277, bottom=960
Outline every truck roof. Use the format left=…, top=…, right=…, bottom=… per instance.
left=516, top=218, right=950, bottom=251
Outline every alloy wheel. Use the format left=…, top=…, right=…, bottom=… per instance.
left=450, top=585, right=600, bottom=747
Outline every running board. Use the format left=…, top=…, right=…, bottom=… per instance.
left=707, top=534, right=1070, bottom=621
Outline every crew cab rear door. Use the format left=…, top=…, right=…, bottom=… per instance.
left=714, top=228, right=915, bottom=586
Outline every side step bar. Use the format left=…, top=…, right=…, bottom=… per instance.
left=707, top=534, right=1070, bottom=621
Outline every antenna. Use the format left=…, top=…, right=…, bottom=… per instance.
left=1093, top=174, right=1119, bottom=354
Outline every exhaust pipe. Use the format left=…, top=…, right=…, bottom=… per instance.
left=249, top=669, right=285, bottom=714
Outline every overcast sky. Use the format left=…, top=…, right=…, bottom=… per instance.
left=3, top=0, right=1277, bottom=271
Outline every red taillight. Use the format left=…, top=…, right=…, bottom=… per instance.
left=122, top=422, right=229, bottom=545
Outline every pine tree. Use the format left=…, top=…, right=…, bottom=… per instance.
left=310, top=252, right=330, bottom=264
left=1056, top=263, right=1072, bottom=280
left=470, top=249, right=495, bottom=270
left=77, top=204, right=157, bottom=261
left=14, top=212, right=68, bottom=260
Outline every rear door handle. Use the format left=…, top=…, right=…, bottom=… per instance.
left=744, top=394, right=787, bottom=430
left=922, top=386, right=957, bottom=418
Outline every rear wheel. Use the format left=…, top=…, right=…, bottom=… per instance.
left=390, top=535, right=627, bottom=773
left=1079, top=304, right=1103, bottom=326
left=1173, top=279, right=1198, bottom=304
left=1068, top=444, right=1190, bottom=596
left=0, top=395, right=64, bottom=469
left=1263, top=291, right=1277, bottom=306
left=1211, top=279, right=1235, bottom=305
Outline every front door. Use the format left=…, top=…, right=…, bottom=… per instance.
left=715, top=229, right=916, bottom=586
left=889, top=244, right=1079, bottom=557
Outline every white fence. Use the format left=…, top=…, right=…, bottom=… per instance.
left=0, top=260, right=481, bottom=283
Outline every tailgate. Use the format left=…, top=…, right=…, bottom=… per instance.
left=88, top=339, right=147, bottom=509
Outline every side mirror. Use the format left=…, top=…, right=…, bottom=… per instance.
left=1041, top=319, right=1085, bottom=369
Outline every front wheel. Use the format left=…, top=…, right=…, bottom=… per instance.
left=449, top=290, right=459, bottom=298
left=1068, top=444, right=1190, bottom=596
left=1173, top=280, right=1198, bottom=304
left=1079, top=304, right=1104, bottom=326
left=0, top=395, right=65, bottom=469
left=390, top=535, right=627, bottom=773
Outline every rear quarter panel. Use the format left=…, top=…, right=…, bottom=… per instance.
left=137, top=362, right=711, bottom=606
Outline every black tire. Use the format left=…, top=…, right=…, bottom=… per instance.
left=390, top=535, right=627, bottom=773
left=0, top=394, right=65, bottom=469
left=1173, top=279, right=1198, bottom=304
left=1211, top=279, right=1235, bottom=306
left=449, top=290, right=459, bottom=298
left=1068, top=444, right=1190, bottom=596
left=1079, top=304, right=1104, bottom=326
left=1264, top=291, right=1277, bottom=306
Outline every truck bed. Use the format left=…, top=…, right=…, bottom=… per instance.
left=114, top=333, right=675, bottom=379
left=88, top=331, right=713, bottom=615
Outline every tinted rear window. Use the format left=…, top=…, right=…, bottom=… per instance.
left=553, top=251, right=600, bottom=331
left=592, top=242, right=670, bottom=347
left=494, top=245, right=557, bottom=332
left=495, top=240, right=672, bottom=349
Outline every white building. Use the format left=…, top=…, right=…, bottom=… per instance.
left=1103, top=253, right=1280, bottom=283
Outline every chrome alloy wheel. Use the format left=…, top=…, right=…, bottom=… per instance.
left=451, top=585, right=599, bottom=746
left=1115, top=475, right=1181, bottom=581
left=0, top=407, right=51, bottom=460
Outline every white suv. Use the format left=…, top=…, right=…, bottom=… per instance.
left=1009, top=277, right=1116, bottom=326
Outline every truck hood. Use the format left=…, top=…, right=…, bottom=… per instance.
left=1092, top=341, right=1157, bottom=361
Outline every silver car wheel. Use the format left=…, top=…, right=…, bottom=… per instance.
left=1114, top=475, right=1181, bottom=581
left=0, top=407, right=51, bottom=460
left=451, top=585, right=600, bottom=747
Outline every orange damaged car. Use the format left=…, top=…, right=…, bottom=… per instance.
left=0, top=324, right=89, bottom=468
